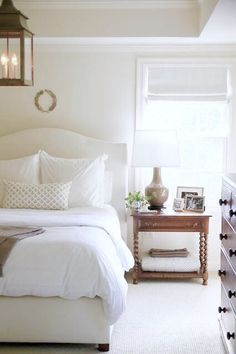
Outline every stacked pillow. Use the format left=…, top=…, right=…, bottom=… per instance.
left=39, top=151, right=107, bottom=208
left=0, top=153, right=39, bottom=206
left=1, top=151, right=109, bottom=210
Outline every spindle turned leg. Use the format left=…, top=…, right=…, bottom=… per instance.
left=199, top=232, right=208, bottom=285
left=133, top=230, right=139, bottom=284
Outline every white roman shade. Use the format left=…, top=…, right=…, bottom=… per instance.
left=146, top=65, right=231, bottom=101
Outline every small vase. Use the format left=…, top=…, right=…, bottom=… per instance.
left=132, top=201, right=142, bottom=211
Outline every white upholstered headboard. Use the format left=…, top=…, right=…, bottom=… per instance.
left=0, top=128, right=128, bottom=237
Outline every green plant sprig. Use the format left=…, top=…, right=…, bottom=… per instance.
left=125, top=191, right=150, bottom=209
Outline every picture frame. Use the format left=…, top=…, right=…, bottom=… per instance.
left=172, top=198, right=185, bottom=212
left=176, top=186, right=204, bottom=199
left=184, top=195, right=205, bottom=212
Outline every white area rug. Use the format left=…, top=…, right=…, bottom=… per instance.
left=0, top=273, right=225, bottom=354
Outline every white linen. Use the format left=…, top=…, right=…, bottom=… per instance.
left=141, top=254, right=200, bottom=272
left=0, top=205, right=134, bottom=324
left=0, top=153, right=39, bottom=206
left=40, top=151, right=107, bottom=208
left=104, top=171, right=113, bottom=203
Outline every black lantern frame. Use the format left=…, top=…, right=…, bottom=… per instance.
left=0, top=0, right=34, bottom=86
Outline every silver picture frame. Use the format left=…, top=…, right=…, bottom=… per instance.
left=184, top=195, right=205, bottom=212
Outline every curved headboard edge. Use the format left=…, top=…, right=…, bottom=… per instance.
left=0, top=128, right=128, bottom=238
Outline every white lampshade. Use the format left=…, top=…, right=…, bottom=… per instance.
left=132, top=130, right=180, bottom=168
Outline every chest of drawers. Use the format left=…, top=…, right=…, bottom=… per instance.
left=219, top=174, right=236, bottom=354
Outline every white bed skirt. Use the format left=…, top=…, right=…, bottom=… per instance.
left=0, top=296, right=112, bottom=344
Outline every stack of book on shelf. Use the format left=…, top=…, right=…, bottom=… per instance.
left=141, top=247, right=200, bottom=272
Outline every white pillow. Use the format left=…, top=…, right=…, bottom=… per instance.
left=104, top=171, right=113, bottom=204
left=3, top=180, right=72, bottom=210
left=40, top=151, right=107, bottom=207
left=0, top=154, right=39, bottom=206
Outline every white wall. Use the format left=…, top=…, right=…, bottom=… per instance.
left=1, top=42, right=236, bottom=271
left=0, top=47, right=135, bottom=140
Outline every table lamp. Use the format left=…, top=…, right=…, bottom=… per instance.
left=132, top=130, right=180, bottom=210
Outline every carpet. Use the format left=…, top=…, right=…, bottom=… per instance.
left=0, top=273, right=225, bottom=354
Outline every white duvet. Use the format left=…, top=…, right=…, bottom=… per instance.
left=0, top=205, right=134, bottom=324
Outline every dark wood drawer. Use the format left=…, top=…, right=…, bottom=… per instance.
left=221, top=249, right=236, bottom=314
left=137, top=216, right=208, bottom=232
left=219, top=285, right=236, bottom=353
left=221, top=184, right=232, bottom=224
left=221, top=218, right=236, bottom=273
left=229, top=192, right=236, bottom=233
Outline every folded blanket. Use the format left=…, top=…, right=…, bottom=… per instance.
left=0, top=227, right=45, bottom=276
left=149, top=248, right=189, bottom=258
left=0, top=226, right=44, bottom=238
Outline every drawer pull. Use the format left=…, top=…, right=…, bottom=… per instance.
left=227, top=332, right=235, bottom=340
left=229, top=249, right=236, bottom=257
left=228, top=290, right=236, bottom=298
left=219, top=233, right=228, bottom=240
left=218, top=270, right=226, bottom=276
left=218, top=306, right=227, bottom=313
left=219, top=199, right=228, bottom=206
left=229, top=209, right=236, bottom=217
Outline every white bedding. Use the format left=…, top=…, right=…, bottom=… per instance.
left=0, top=205, right=134, bottom=324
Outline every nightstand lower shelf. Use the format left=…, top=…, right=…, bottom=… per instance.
left=136, top=270, right=203, bottom=281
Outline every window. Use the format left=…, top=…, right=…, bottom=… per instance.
left=136, top=62, right=231, bottom=211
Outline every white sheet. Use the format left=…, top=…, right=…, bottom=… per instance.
left=0, top=205, right=134, bottom=324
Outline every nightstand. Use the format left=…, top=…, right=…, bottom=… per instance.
left=131, top=211, right=211, bottom=285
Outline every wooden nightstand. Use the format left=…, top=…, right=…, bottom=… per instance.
left=131, top=210, right=211, bottom=285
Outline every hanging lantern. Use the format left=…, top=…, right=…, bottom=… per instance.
left=0, top=0, right=34, bottom=86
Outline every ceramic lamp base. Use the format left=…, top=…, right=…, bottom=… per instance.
left=145, top=167, right=169, bottom=209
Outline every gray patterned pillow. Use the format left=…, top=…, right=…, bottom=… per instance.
left=2, top=180, right=72, bottom=210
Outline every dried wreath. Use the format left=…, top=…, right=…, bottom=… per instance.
left=34, top=89, right=57, bottom=113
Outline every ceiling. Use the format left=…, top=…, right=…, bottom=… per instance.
left=199, top=0, right=236, bottom=44
left=138, top=0, right=236, bottom=45
left=12, top=0, right=236, bottom=44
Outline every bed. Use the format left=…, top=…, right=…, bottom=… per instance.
left=0, top=128, right=134, bottom=352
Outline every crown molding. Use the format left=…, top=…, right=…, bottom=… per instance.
left=15, top=1, right=199, bottom=10
left=34, top=37, right=236, bottom=56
